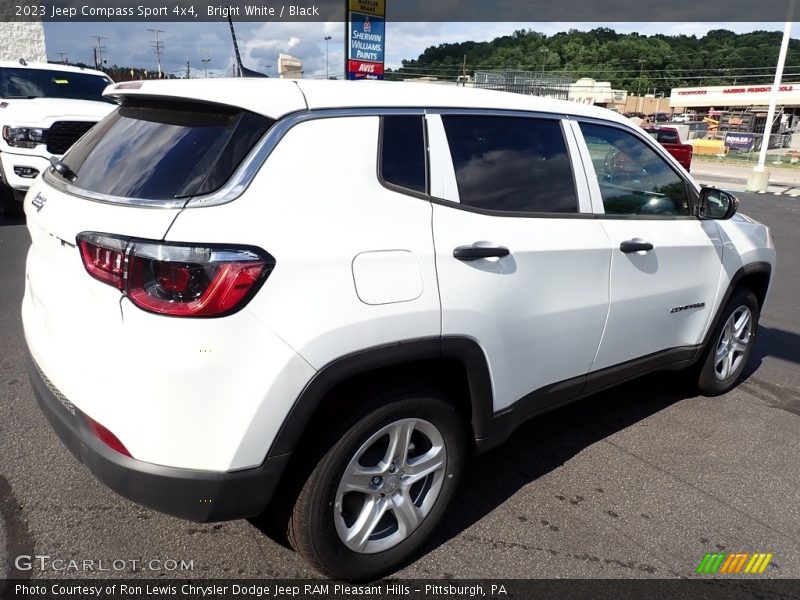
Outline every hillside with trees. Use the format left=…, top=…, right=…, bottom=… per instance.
left=389, top=28, right=800, bottom=92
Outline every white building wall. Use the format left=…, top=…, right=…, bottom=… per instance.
left=0, top=22, right=47, bottom=63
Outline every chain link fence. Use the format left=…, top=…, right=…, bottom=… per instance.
left=473, top=69, right=571, bottom=100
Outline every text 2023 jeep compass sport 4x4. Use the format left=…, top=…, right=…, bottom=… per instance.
left=23, top=79, right=775, bottom=581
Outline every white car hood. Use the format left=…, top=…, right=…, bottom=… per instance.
left=0, top=97, right=115, bottom=126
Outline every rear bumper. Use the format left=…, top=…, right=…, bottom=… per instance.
left=27, top=353, right=291, bottom=523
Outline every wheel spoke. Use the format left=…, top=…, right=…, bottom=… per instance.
left=715, top=340, right=727, bottom=360
left=719, top=352, right=732, bottom=379
left=733, top=310, right=751, bottom=338
left=385, top=420, right=415, bottom=468
left=345, top=496, right=388, bottom=550
left=724, top=317, right=735, bottom=342
left=731, top=339, right=748, bottom=354
left=403, top=445, right=446, bottom=485
left=391, top=490, right=422, bottom=536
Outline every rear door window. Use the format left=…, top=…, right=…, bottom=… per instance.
left=441, top=115, right=578, bottom=214
left=59, top=100, right=274, bottom=200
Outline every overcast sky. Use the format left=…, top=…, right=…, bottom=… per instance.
left=42, top=22, right=789, bottom=79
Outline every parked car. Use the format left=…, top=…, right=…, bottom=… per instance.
left=643, top=125, right=694, bottom=170
left=671, top=112, right=696, bottom=123
left=0, top=60, right=115, bottom=216
left=23, top=79, right=775, bottom=581
left=647, top=112, right=671, bottom=123
left=624, top=111, right=646, bottom=119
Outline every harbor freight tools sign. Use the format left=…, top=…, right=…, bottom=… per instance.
left=346, top=0, right=385, bottom=80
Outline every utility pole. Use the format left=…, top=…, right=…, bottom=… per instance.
left=636, top=59, right=646, bottom=113
left=91, top=34, right=106, bottom=70
left=56, top=52, right=69, bottom=65
left=148, top=28, right=165, bottom=78
left=462, top=55, right=467, bottom=86
left=186, top=59, right=191, bottom=79
left=325, top=36, right=332, bottom=80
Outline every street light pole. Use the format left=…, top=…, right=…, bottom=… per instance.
left=748, top=0, right=795, bottom=190
left=324, top=35, right=332, bottom=80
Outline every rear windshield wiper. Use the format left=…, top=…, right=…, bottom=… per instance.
left=49, top=156, right=78, bottom=182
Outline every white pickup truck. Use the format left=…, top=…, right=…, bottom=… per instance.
left=0, top=60, right=115, bottom=216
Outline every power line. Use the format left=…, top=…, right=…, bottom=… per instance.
left=148, top=28, right=165, bottom=78
left=91, top=34, right=106, bottom=70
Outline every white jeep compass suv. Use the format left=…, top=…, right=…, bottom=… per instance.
left=22, top=79, right=776, bottom=581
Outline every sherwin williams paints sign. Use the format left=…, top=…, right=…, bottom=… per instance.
left=346, top=0, right=385, bottom=80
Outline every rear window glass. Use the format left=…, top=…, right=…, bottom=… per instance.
left=60, top=100, right=274, bottom=200
left=0, top=67, right=112, bottom=102
left=645, top=129, right=680, bottom=144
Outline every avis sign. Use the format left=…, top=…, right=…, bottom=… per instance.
left=347, top=0, right=385, bottom=80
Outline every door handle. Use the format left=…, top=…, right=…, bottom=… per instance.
left=619, top=239, right=654, bottom=253
left=453, top=245, right=510, bottom=261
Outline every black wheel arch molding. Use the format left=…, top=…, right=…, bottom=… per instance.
left=266, top=336, right=495, bottom=458
left=699, top=261, right=772, bottom=352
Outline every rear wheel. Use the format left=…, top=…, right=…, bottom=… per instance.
left=287, top=392, right=464, bottom=581
left=696, top=288, right=759, bottom=395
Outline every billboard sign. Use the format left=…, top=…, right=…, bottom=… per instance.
left=725, top=133, right=756, bottom=151
left=346, top=0, right=385, bottom=80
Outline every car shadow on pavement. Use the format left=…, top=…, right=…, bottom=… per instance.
left=746, top=325, right=800, bottom=371
left=417, top=371, right=698, bottom=561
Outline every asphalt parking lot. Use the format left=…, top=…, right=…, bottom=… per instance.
left=0, top=191, right=798, bottom=583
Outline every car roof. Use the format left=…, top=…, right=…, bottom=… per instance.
left=0, top=61, right=109, bottom=78
left=103, top=78, right=632, bottom=125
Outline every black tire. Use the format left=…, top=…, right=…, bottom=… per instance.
left=696, top=288, right=760, bottom=396
left=287, top=391, right=464, bottom=581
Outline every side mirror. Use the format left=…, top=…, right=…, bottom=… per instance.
left=698, top=187, right=739, bottom=220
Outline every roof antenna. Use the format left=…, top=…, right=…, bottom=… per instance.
left=19, top=58, right=27, bottom=66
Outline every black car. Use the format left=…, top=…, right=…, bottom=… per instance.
left=647, top=112, right=671, bottom=122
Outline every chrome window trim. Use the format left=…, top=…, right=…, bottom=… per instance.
left=42, top=107, right=427, bottom=209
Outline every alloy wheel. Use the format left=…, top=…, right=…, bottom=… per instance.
left=714, top=305, right=752, bottom=381
left=333, top=418, right=447, bottom=554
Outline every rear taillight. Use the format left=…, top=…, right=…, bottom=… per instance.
left=77, top=233, right=274, bottom=317
left=78, top=233, right=127, bottom=289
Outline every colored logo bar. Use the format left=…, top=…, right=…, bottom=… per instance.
left=696, top=552, right=773, bottom=574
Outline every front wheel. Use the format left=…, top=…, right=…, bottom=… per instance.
left=287, top=392, right=465, bottom=581
left=696, top=288, right=760, bottom=395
